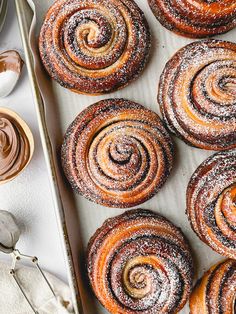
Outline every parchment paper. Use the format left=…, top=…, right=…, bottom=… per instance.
left=26, top=1, right=236, bottom=313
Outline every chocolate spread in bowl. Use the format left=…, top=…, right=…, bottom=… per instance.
left=0, top=113, right=30, bottom=181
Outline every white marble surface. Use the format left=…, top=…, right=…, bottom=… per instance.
left=0, top=1, right=67, bottom=283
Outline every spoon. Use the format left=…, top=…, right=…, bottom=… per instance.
left=0, top=50, right=24, bottom=98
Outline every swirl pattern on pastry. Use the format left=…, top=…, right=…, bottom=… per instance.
left=61, top=99, right=173, bottom=208
left=190, top=259, right=236, bottom=314
left=0, top=113, right=30, bottom=181
left=187, top=150, right=236, bottom=259
left=87, top=209, right=194, bottom=314
left=39, top=0, right=151, bottom=95
left=158, top=39, right=236, bottom=151
left=148, top=0, right=236, bottom=38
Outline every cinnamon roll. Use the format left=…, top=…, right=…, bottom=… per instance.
left=61, top=99, right=173, bottom=208
left=190, top=259, right=236, bottom=314
left=39, top=0, right=151, bottom=95
left=87, top=209, right=194, bottom=314
left=186, top=150, right=236, bottom=259
left=159, top=39, right=236, bottom=151
left=148, top=0, right=236, bottom=38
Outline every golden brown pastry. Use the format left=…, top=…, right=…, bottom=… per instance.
left=39, top=0, right=151, bottom=95
left=148, top=0, right=236, bottom=38
left=186, top=150, right=236, bottom=259
left=190, top=259, right=236, bottom=314
left=159, top=39, right=236, bottom=151
left=61, top=99, right=173, bottom=208
left=87, top=209, right=194, bottom=314
left=0, top=108, right=34, bottom=183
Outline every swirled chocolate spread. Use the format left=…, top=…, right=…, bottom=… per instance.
left=0, top=113, right=30, bottom=181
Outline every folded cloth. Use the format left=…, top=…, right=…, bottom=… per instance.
left=0, top=260, right=74, bottom=314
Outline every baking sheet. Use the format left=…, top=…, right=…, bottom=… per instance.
left=17, top=0, right=236, bottom=313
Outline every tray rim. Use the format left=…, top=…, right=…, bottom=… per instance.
left=15, top=1, right=82, bottom=313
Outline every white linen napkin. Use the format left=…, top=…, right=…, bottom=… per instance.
left=0, top=260, right=74, bottom=314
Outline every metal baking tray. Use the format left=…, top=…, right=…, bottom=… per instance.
left=15, top=0, right=236, bottom=313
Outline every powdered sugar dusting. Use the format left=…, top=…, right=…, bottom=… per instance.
left=186, top=149, right=236, bottom=259
left=87, top=209, right=194, bottom=313
left=61, top=99, right=174, bottom=208
left=148, top=0, right=236, bottom=38
left=190, top=259, right=236, bottom=313
left=159, top=39, right=236, bottom=151
left=39, top=0, right=151, bottom=94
